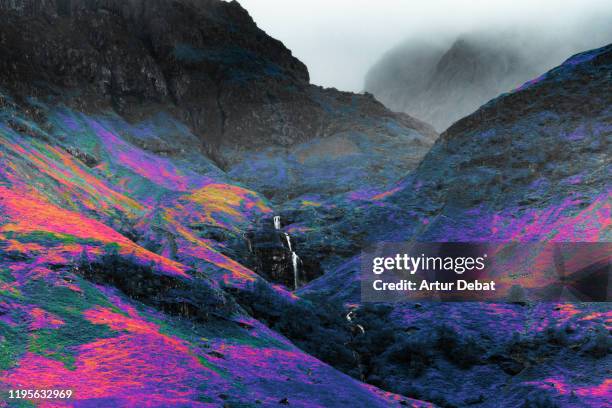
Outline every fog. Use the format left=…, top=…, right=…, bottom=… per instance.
left=238, top=0, right=612, bottom=93
left=364, top=12, right=612, bottom=130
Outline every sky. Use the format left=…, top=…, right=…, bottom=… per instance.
left=237, top=0, right=612, bottom=92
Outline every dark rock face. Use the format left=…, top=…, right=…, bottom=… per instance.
left=0, top=0, right=306, bottom=154
left=0, top=0, right=57, bottom=16
left=77, top=248, right=236, bottom=320
left=0, top=0, right=438, bottom=231
left=246, top=225, right=293, bottom=284
left=244, top=218, right=322, bottom=289
left=0, top=0, right=434, bottom=172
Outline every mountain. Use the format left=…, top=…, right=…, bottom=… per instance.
left=0, top=0, right=436, bottom=201
left=298, top=44, right=611, bottom=407
left=300, top=42, right=612, bottom=307
left=365, top=22, right=612, bottom=131
left=0, top=1, right=610, bottom=407
left=0, top=1, right=435, bottom=406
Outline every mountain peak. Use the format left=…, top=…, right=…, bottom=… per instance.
left=365, top=22, right=612, bottom=131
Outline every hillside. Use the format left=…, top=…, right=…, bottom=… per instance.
left=298, top=44, right=611, bottom=407
left=0, top=0, right=435, bottom=406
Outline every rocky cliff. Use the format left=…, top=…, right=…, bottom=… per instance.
left=0, top=0, right=435, bottom=181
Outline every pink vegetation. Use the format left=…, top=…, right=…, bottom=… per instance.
left=0, top=135, right=144, bottom=217
left=91, top=121, right=208, bottom=192
left=29, top=308, right=65, bottom=331
left=0, top=186, right=189, bottom=278
left=522, top=377, right=611, bottom=406
left=2, top=305, right=221, bottom=407
left=490, top=192, right=611, bottom=242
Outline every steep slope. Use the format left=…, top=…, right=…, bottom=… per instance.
left=302, top=43, right=612, bottom=282
left=0, top=0, right=437, bottom=287
left=0, top=86, right=432, bottom=408
left=0, top=0, right=436, bottom=202
left=297, top=44, right=611, bottom=407
left=365, top=22, right=612, bottom=131
left=0, top=0, right=438, bottom=406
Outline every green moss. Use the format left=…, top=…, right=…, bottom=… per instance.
left=196, top=355, right=229, bottom=378
left=0, top=323, right=27, bottom=370
left=195, top=394, right=215, bottom=403
left=27, top=318, right=117, bottom=370
left=0, top=267, right=15, bottom=283
left=0, top=267, right=21, bottom=298
left=3, top=230, right=100, bottom=246
left=102, top=242, right=121, bottom=254
left=25, top=276, right=120, bottom=317
left=22, top=277, right=122, bottom=369
left=27, top=334, right=76, bottom=369
left=3, top=396, right=37, bottom=408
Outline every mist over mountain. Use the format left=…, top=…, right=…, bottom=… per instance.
left=365, top=16, right=612, bottom=131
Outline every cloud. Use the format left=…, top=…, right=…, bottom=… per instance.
left=237, top=0, right=612, bottom=92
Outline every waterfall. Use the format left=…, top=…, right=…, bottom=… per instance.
left=291, top=251, right=300, bottom=290
left=284, top=233, right=292, bottom=251
left=346, top=309, right=365, bottom=334
left=243, top=232, right=253, bottom=253
left=273, top=216, right=281, bottom=230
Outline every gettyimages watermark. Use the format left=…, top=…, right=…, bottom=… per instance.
left=361, top=242, right=611, bottom=302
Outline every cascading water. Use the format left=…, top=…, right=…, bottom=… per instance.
left=245, top=233, right=252, bottom=253
left=291, top=251, right=300, bottom=290
left=284, top=233, right=292, bottom=251
left=251, top=215, right=311, bottom=289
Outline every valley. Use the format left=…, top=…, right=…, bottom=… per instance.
left=0, top=1, right=609, bottom=407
